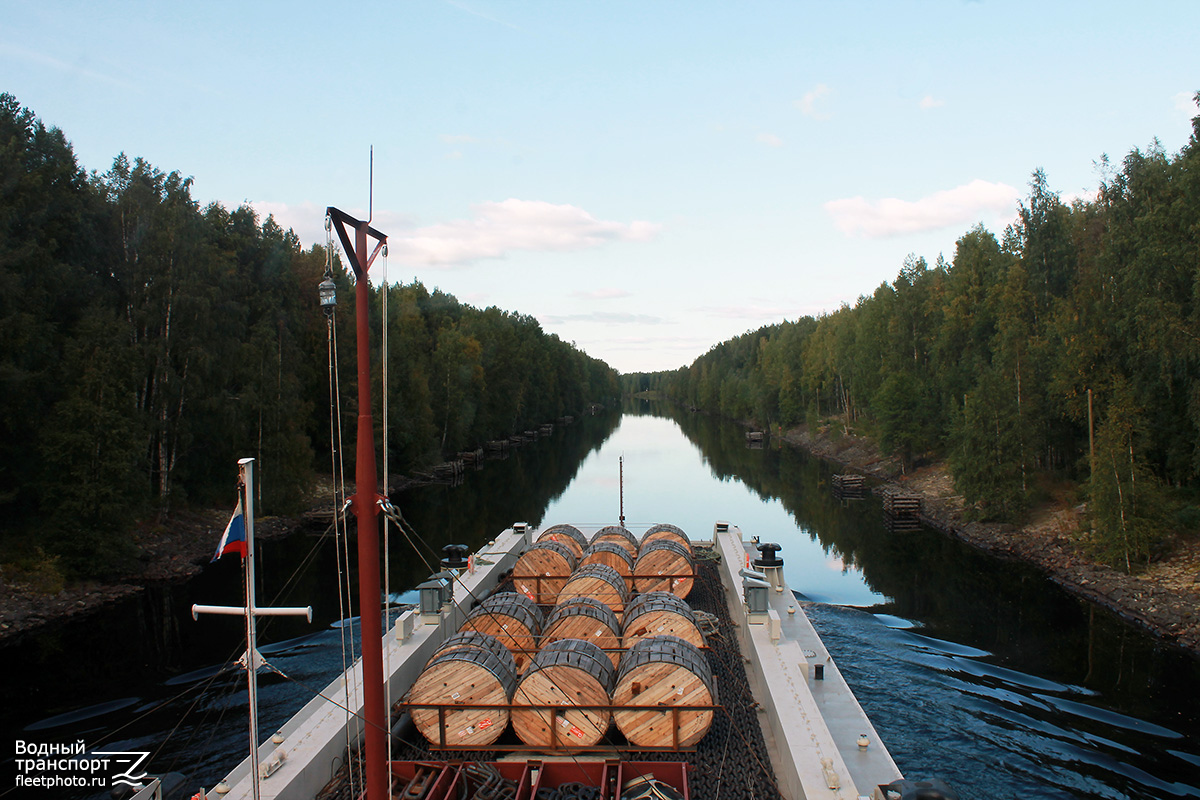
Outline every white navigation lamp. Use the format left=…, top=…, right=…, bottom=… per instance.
left=318, top=277, right=337, bottom=317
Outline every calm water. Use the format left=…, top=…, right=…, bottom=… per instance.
left=3, top=402, right=1198, bottom=799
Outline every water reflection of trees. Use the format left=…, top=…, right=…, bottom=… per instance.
left=640, top=399, right=1200, bottom=716
left=384, top=409, right=622, bottom=592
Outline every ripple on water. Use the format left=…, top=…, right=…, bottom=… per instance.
left=23, top=697, right=141, bottom=732
left=1033, top=693, right=1185, bottom=739
left=804, top=601, right=1200, bottom=800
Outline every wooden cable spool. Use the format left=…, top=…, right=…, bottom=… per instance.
left=621, top=591, right=704, bottom=651
left=511, top=638, right=615, bottom=748
left=579, top=541, right=635, bottom=591
left=427, top=631, right=511, bottom=666
left=512, top=540, right=577, bottom=604
left=557, top=563, right=630, bottom=617
left=459, top=592, right=544, bottom=671
left=542, top=597, right=622, bottom=668
left=642, top=523, right=693, bottom=556
left=633, top=538, right=695, bottom=598
left=590, top=525, right=639, bottom=560
left=536, top=524, right=588, bottom=561
left=612, top=635, right=715, bottom=748
left=409, top=642, right=518, bottom=747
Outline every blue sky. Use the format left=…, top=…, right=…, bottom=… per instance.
left=5, top=1, right=1198, bottom=373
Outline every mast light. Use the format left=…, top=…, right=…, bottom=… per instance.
left=318, top=278, right=337, bottom=317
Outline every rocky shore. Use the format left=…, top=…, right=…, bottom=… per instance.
left=0, top=509, right=305, bottom=643
left=781, top=424, right=1200, bottom=659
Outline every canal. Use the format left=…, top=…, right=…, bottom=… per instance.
left=3, top=401, right=1198, bottom=799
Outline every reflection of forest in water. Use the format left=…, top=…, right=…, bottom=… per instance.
left=382, top=409, right=623, bottom=597
left=634, top=397, right=1200, bottom=730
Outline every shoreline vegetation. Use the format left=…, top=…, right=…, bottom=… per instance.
left=780, top=420, right=1200, bottom=658
left=2, top=416, right=1197, bottom=661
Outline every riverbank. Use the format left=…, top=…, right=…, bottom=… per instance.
left=779, top=422, right=1200, bottom=658
left=0, top=508, right=305, bottom=643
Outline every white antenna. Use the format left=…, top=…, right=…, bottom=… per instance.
left=619, top=454, right=625, bottom=527
left=192, top=459, right=312, bottom=800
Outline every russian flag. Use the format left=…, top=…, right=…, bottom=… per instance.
left=212, top=499, right=247, bottom=561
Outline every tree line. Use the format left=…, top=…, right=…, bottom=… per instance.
left=626, top=96, right=1200, bottom=572
left=0, top=94, right=618, bottom=579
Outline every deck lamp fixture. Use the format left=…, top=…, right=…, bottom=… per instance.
left=418, top=579, right=444, bottom=615
left=318, top=277, right=337, bottom=317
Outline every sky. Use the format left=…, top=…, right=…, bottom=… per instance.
left=5, top=1, right=1198, bottom=374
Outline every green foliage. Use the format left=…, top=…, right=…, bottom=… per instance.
left=949, top=367, right=1029, bottom=521
left=0, top=95, right=619, bottom=580
left=872, top=371, right=932, bottom=472
left=1087, top=380, right=1168, bottom=572
left=1, top=548, right=66, bottom=595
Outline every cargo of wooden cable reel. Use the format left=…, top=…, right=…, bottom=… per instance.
left=633, top=538, right=695, bottom=598
left=409, top=636, right=518, bottom=747
left=458, top=592, right=543, bottom=671
left=557, top=562, right=630, bottom=617
left=590, top=524, right=640, bottom=559
left=579, top=540, right=635, bottom=591
left=621, top=591, right=705, bottom=650
left=641, top=523, right=693, bottom=556
left=511, top=638, right=615, bottom=748
left=612, top=635, right=715, bottom=748
left=512, top=540, right=577, bottom=604
left=426, top=630, right=512, bottom=665
left=536, top=524, right=589, bottom=561
left=541, top=596, right=622, bottom=668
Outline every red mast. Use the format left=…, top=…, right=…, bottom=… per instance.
left=326, top=205, right=388, bottom=800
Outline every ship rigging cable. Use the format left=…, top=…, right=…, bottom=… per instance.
left=325, top=213, right=362, bottom=800
left=379, top=240, right=394, bottom=770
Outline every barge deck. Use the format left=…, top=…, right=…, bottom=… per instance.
left=203, top=522, right=901, bottom=800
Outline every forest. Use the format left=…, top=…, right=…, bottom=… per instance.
left=0, top=94, right=619, bottom=580
left=626, top=95, right=1200, bottom=573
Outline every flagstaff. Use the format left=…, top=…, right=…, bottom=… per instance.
left=192, top=458, right=312, bottom=800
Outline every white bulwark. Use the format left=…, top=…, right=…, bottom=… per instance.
left=713, top=521, right=902, bottom=800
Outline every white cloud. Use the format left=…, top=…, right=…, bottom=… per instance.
left=389, top=199, right=662, bottom=267
left=757, top=133, right=783, bottom=147
left=249, top=199, right=660, bottom=273
left=919, top=95, right=944, bottom=110
left=0, top=42, right=136, bottom=90
left=796, top=84, right=832, bottom=121
left=586, top=334, right=713, bottom=353
left=700, top=303, right=797, bottom=320
left=444, top=0, right=520, bottom=30
left=249, top=201, right=415, bottom=254
left=250, top=200, right=326, bottom=247
left=541, top=311, right=666, bottom=325
left=1174, top=90, right=1198, bottom=114
left=440, top=133, right=479, bottom=143
left=571, top=288, right=633, bottom=300
left=824, top=179, right=1020, bottom=238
